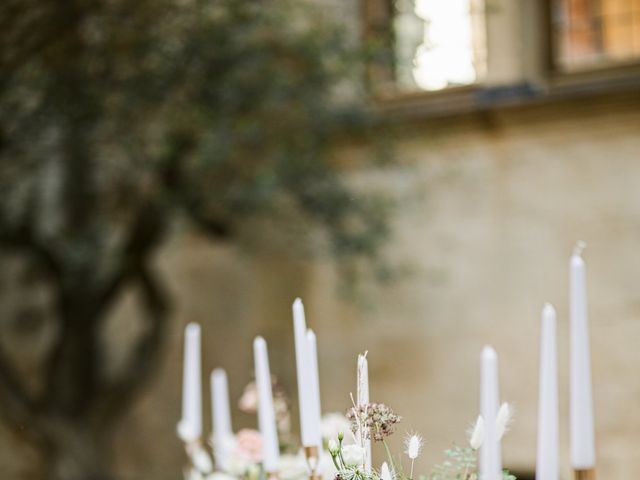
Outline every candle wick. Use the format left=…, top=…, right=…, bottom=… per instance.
left=573, top=240, right=587, bottom=257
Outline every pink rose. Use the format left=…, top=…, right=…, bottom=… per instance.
left=234, top=429, right=263, bottom=462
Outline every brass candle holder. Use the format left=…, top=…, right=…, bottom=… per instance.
left=304, top=445, right=322, bottom=480
left=574, top=469, right=595, bottom=480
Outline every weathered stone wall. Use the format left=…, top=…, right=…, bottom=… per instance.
left=109, top=91, right=640, bottom=479
left=2, top=91, right=640, bottom=480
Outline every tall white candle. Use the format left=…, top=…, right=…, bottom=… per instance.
left=306, top=329, right=322, bottom=450
left=480, top=346, right=501, bottom=480
left=536, top=303, right=559, bottom=480
left=253, top=336, right=280, bottom=473
left=570, top=243, right=596, bottom=469
left=180, top=323, right=202, bottom=442
left=211, top=368, right=233, bottom=470
left=357, top=353, right=372, bottom=473
left=293, top=298, right=314, bottom=446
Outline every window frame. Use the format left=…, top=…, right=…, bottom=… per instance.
left=359, top=0, right=485, bottom=101
left=361, top=0, right=640, bottom=120
left=545, top=0, right=640, bottom=80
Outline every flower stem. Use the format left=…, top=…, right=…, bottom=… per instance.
left=410, top=459, right=415, bottom=480
left=382, top=439, right=397, bottom=477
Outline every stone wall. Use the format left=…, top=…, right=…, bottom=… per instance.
left=106, top=90, right=640, bottom=479
left=2, top=87, right=640, bottom=480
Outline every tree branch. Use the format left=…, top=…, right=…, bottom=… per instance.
left=95, top=202, right=167, bottom=315
left=92, top=261, right=170, bottom=429
left=161, top=131, right=232, bottom=239
left=0, top=342, right=38, bottom=433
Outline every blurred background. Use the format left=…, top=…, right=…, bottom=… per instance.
left=1, top=0, right=640, bottom=479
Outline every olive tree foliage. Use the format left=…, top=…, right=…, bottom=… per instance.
left=0, top=0, right=389, bottom=478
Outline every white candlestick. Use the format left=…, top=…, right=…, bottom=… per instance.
left=253, top=336, right=280, bottom=473
left=570, top=243, right=596, bottom=469
left=180, top=323, right=202, bottom=442
left=211, top=368, right=233, bottom=470
left=293, top=298, right=314, bottom=447
left=306, top=329, right=322, bottom=450
left=536, top=303, right=559, bottom=480
left=357, top=353, right=372, bottom=473
left=480, top=346, right=502, bottom=480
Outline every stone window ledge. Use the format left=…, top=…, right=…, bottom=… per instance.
left=373, top=65, right=640, bottom=123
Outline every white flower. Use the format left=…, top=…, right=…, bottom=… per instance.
left=185, top=467, right=205, bottom=480
left=341, top=444, right=365, bottom=467
left=225, top=452, right=253, bottom=476
left=211, top=433, right=237, bottom=472
left=404, top=433, right=424, bottom=460
left=246, top=464, right=261, bottom=480
left=320, top=451, right=338, bottom=480
left=321, top=413, right=353, bottom=444
left=328, top=439, right=339, bottom=454
left=380, top=462, right=393, bottom=480
left=191, top=447, right=213, bottom=473
left=278, top=453, right=308, bottom=480
left=468, top=415, right=484, bottom=450
left=177, top=419, right=199, bottom=443
left=496, top=402, right=514, bottom=440
left=206, top=473, right=237, bottom=480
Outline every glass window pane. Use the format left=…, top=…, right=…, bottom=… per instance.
left=392, top=0, right=486, bottom=92
left=554, top=0, right=640, bottom=69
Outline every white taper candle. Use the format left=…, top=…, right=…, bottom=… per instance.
left=570, top=243, right=596, bottom=469
left=306, top=329, right=322, bottom=450
left=536, top=304, right=559, bottom=480
left=357, top=353, right=372, bottom=473
left=180, top=323, right=202, bottom=442
left=253, top=336, right=280, bottom=473
left=293, top=298, right=314, bottom=447
left=480, top=346, right=502, bottom=480
left=211, top=368, right=233, bottom=470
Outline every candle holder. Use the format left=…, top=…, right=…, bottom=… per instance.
left=574, top=469, right=595, bottom=480
left=304, top=445, right=322, bottom=480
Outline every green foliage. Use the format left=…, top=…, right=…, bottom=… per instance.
left=0, top=0, right=389, bottom=270
left=429, top=445, right=516, bottom=480
left=0, top=1, right=392, bottom=475
left=430, top=445, right=476, bottom=480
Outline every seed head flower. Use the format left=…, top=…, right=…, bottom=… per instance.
left=346, top=403, right=401, bottom=442
left=496, top=402, right=514, bottom=440
left=404, top=433, right=424, bottom=460
left=468, top=415, right=484, bottom=450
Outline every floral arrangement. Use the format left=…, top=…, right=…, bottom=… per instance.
left=328, top=402, right=516, bottom=480
left=180, top=377, right=345, bottom=480
left=181, top=395, right=516, bottom=480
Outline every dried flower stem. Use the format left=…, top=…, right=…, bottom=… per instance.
left=382, top=438, right=398, bottom=478
left=462, top=463, right=469, bottom=480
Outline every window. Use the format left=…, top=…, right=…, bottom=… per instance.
left=552, top=0, right=640, bottom=70
left=363, top=0, right=486, bottom=95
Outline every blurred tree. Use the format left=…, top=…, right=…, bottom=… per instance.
left=0, top=0, right=389, bottom=478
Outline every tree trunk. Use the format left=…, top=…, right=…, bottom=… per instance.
left=43, top=421, right=112, bottom=480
